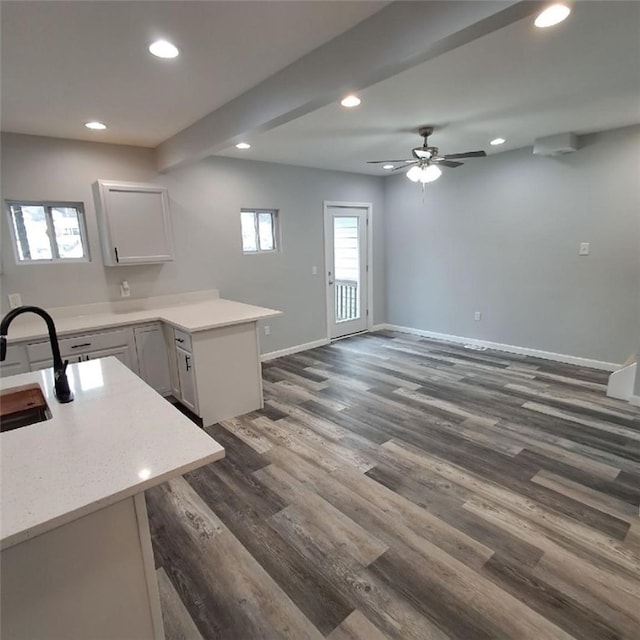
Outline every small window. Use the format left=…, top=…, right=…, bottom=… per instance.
left=241, top=209, right=278, bottom=254
left=6, top=201, right=90, bottom=263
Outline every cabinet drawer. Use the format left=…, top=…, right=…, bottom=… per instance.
left=173, top=329, right=192, bottom=352
left=27, top=328, right=131, bottom=361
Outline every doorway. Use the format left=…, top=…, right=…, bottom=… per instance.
left=324, top=202, right=372, bottom=340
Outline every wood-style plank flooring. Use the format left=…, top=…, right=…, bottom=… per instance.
left=147, top=331, right=640, bottom=640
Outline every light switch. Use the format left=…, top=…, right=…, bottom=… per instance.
left=579, top=242, right=590, bottom=256
left=312, top=266, right=318, bottom=275
left=474, top=311, right=482, bottom=321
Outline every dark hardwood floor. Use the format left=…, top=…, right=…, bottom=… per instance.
left=146, top=331, right=640, bottom=640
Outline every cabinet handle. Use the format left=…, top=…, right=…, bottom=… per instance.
left=71, top=343, right=92, bottom=349
left=114, top=247, right=119, bottom=263
left=176, top=338, right=184, bottom=343
left=185, top=355, right=191, bottom=372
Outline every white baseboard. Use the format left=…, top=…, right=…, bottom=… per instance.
left=629, top=395, right=640, bottom=407
left=381, top=324, right=620, bottom=371
left=370, top=323, right=387, bottom=332
left=261, top=338, right=330, bottom=362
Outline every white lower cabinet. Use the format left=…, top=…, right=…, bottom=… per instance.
left=0, top=345, right=30, bottom=378
left=6, top=318, right=265, bottom=425
left=175, top=345, right=197, bottom=413
left=133, top=325, right=171, bottom=395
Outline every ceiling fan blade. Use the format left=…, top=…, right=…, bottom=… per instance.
left=438, top=160, right=464, bottom=168
left=367, top=159, right=415, bottom=164
left=444, top=150, right=487, bottom=160
left=392, top=163, right=416, bottom=171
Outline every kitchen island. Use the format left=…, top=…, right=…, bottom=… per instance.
left=0, top=357, right=225, bottom=639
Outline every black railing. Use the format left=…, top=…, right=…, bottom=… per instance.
left=335, top=280, right=358, bottom=321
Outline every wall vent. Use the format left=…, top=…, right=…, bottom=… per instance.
left=533, top=132, right=579, bottom=156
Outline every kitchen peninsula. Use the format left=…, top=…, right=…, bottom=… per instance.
left=0, top=357, right=225, bottom=639
left=0, top=290, right=281, bottom=425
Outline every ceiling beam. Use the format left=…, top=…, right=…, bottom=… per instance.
left=155, top=1, right=543, bottom=172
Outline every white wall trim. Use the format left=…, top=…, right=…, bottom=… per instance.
left=378, top=324, right=620, bottom=371
left=629, top=395, right=640, bottom=407
left=261, top=338, right=330, bottom=362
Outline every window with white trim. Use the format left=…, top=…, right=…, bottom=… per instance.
left=240, top=209, right=279, bottom=254
left=6, top=201, right=90, bottom=263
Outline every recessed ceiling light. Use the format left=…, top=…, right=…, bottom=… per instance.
left=235, top=142, right=251, bottom=150
left=382, top=164, right=394, bottom=170
left=534, top=4, right=571, bottom=28
left=490, top=137, right=506, bottom=146
left=340, top=95, right=361, bottom=108
left=148, top=39, right=180, bottom=59
left=85, top=121, right=107, bottom=130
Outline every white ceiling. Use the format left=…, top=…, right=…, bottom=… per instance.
left=1, top=1, right=639, bottom=175
left=0, top=0, right=386, bottom=146
left=217, top=1, right=640, bottom=174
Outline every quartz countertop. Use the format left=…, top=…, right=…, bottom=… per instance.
left=0, top=357, right=225, bottom=550
left=3, top=295, right=281, bottom=343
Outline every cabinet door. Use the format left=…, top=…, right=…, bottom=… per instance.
left=176, top=346, right=198, bottom=413
left=93, top=181, right=174, bottom=266
left=0, top=345, right=29, bottom=378
left=84, top=346, right=133, bottom=369
left=134, top=326, right=171, bottom=395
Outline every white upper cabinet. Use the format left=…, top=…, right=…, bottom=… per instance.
left=93, top=180, right=174, bottom=266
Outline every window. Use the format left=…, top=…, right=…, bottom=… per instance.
left=241, top=209, right=278, bottom=253
left=6, top=201, right=90, bottom=263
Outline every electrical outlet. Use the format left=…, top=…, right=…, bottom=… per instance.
left=474, top=311, right=482, bottom=321
left=579, top=242, right=590, bottom=256
left=8, top=293, right=22, bottom=309
left=120, top=281, right=131, bottom=298
left=264, top=325, right=271, bottom=336
left=312, top=265, right=318, bottom=275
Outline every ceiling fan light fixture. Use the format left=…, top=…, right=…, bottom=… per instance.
left=340, top=95, right=361, bottom=108
left=406, top=166, right=422, bottom=182
left=407, top=164, right=441, bottom=184
left=534, top=4, right=571, bottom=28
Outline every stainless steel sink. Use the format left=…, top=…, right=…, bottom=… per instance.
left=0, top=384, right=52, bottom=432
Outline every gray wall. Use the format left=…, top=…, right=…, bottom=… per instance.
left=0, top=133, right=385, bottom=353
left=384, top=125, right=640, bottom=365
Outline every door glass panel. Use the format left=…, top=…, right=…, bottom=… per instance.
left=51, top=207, right=85, bottom=258
left=333, top=216, right=360, bottom=322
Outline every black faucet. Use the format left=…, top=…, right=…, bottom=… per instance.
left=1, top=306, right=73, bottom=403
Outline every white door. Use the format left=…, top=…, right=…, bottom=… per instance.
left=176, top=346, right=198, bottom=412
left=324, top=204, right=369, bottom=339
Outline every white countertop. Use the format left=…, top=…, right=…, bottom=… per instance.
left=4, top=295, right=281, bottom=343
left=0, top=357, right=225, bottom=550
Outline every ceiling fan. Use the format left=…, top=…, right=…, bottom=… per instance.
left=368, top=126, right=486, bottom=183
